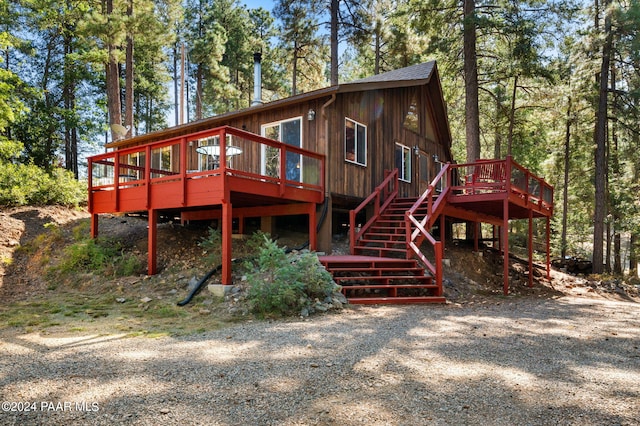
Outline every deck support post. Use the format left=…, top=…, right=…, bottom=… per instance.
left=260, top=216, right=275, bottom=236
left=440, top=214, right=446, bottom=251
left=308, top=203, right=317, bottom=251
left=222, top=200, right=232, bottom=285
left=502, top=199, right=509, bottom=295
left=473, top=221, right=479, bottom=252
left=492, top=226, right=497, bottom=249
left=546, top=216, right=551, bottom=280
left=318, top=196, right=332, bottom=254
left=91, top=214, right=99, bottom=238
left=528, top=210, right=534, bottom=287
left=148, top=209, right=158, bottom=275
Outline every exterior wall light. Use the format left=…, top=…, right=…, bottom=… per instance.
left=307, top=109, right=315, bottom=121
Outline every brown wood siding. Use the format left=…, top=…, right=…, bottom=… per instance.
left=327, top=85, right=450, bottom=201
left=113, top=82, right=451, bottom=204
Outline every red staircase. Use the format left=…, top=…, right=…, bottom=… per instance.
left=320, top=256, right=441, bottom=304
left=321, top=159, right=555, bottom=302
left=320, top=169, right=447, bottom=304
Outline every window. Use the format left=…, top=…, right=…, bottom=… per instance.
left=395, top=143, right=412, bottom=182
left=345, top=118, right=366, bottom=166
left=151, top=146, right=172, bottom=178
left=435, top=158, right=444, bottom=192
left=261, top=117, right=303, bottom=181
left=403, top=93, right=420, bottom=134
left=120, top=151, right=145, bottom=180
left=419, top=153, right=428, bottom=183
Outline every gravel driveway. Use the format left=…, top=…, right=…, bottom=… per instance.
left=1, top=295, right=639, bottom=426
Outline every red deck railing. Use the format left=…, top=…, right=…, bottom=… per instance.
left=349, top=169, right=399, bottom=254
left=404, top=164, right=450, bottom=295
left=448, top=156, right=553, bottom=215
left=88, top=126, right=325, bottom=213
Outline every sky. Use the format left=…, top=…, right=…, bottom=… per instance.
left=241, top=0, right=275, bottom=12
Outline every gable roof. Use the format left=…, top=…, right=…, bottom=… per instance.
left=340, top=62, right=435, bottom=91
left=106, top=61, right=445, bottom=149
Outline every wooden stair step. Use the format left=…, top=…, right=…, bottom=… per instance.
left=355, top=246, right=407, bottom=257
left=362, top=233, right=405, bottom=239
left=334, top=276, right=433, bottom=284
left=354, top=247, right=407, bottom=254
left=321, top=260, right=420, bottom=269
left=358, top=239, right=406, bottom=247
left=346, top=296, right=446, bottom=305
left=337, top=282, right=436, bottom=289
left=369, top=227, right=405, bottom=233
left=328, top=267, right=425, bottom=274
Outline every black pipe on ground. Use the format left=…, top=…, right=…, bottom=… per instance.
left=177, top=198, right=330, bottom=306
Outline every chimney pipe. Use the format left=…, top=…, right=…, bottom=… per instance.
left=252, top=52, right=262, bottom=106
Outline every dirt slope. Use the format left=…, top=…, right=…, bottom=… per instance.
left=1, top=206, right=638, bottom=306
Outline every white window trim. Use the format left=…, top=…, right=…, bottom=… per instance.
left=260, top=116, right=303, bottom=180
left=396, top=142, right=412, bottom=183
left=344, top=117, right=367, bottom=167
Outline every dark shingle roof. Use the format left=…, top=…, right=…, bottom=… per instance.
left=340, top=61, right=436, bottom=90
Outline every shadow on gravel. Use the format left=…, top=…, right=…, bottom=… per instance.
left=1, top=296, right=639, bottom=425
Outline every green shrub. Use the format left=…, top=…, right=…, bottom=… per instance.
left=0, top=161, right=85, bottom=207
left=53, top=237, right=143, bottom=277
left=198, top=227, right=222, bottom=265
left=244, top=235, right=336, bottom=317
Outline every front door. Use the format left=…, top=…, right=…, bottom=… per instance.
left=417, top=150, right=430, bottom=196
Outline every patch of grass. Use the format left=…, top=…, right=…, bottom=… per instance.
left=17, top=225, right=63, bottom=256
left=147, top=304, right=188, bottom=319
left=0, top=290, right=234, bottom=337
left=198, top=227, right=222, bottom=265
left=72, top=220, right=91, bottom=241
left=51, top=237, right=143, bottom=278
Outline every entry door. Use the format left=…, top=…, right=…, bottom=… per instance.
left=417, top=150, right=430, bottom=196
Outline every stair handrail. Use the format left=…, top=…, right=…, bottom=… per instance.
left=349, top=168, right=399, bottom=254
left=404, top=163, right=451, bottom=296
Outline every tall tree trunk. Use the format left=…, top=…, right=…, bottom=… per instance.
left=196, top=63, right=203, bottom=120
left=292, top=42, right=298, bottom=96
left=606, top=221, right=612, bottom=273
left=63, top=22, right=78, bottom=178
left=610, top=61, right=621, bottom=274
left=493, top=86, right=504, bottom=159
left=561, top=96, right=572, bottom=259
left=631, top=234, right=638, bottom=278
left=463, top=0, right=480, bottom=162
left=124, top=0, right=134, bottom=138
left=463, top=0, right=481, bottom=241
left=330, top=0, right=338, bottom=85
left=374, top=21, right=381, bottom=75
left=631, top=96, right=640, bottom=278
left=106, top=0, right=122, bottom=141
left=507, top=75, right=518, bottom=157
left=180, top=43, right=185, bottom=124
left=173, top=43, right=179, bottom=126
left=592, top=1, right=613, bottom=274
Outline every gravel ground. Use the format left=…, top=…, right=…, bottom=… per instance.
left=1, top=295, right=639, bottom=426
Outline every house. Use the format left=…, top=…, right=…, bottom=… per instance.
left=88, top=60, right=553, bottom=303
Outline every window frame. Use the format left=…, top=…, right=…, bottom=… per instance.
left=260, top=116, right=304, bottom=182
left=395, top=142, right=412, bottom=183
left=344, top=117, right=367, bottom=167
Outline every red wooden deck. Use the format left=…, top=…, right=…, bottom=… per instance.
left=332, top=157, right=554, bottom=303
left=446, top=158, right=553, bottom=222
left=87, top=126, right=325, bottom=284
